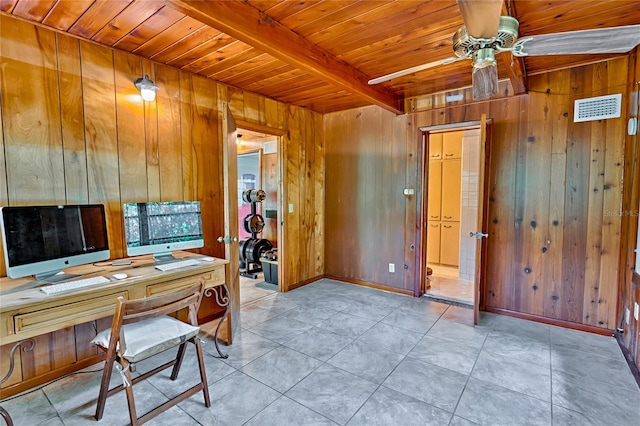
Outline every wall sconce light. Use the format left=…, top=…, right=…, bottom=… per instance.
left=134, top=75, right=158, bottom=101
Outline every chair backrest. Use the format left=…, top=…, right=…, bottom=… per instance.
left=119, top=281, right=205, bottom=326
left=104, top=280, right=205, bottom=358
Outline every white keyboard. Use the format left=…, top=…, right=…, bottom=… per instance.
left=154, top=258, right=200, bottom=271
left=40, top=276, right=111, bottom=295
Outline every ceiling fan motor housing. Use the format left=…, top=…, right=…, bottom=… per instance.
left=453, top=15, right=519, bottom=59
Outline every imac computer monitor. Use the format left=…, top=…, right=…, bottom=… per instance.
left=0, top=204, right=110, bottom=280
left=123, top=201, right=204, bottom=261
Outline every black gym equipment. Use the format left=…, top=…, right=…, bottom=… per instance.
left=239, top=189, right=272, bottom=279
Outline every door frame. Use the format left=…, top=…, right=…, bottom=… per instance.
left=416, top=119, right=493, bottom=316
left=234, top=120, right=287, bottom=292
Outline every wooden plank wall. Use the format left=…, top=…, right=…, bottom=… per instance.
left=0, top=15, right=324, bottom=385
left=325, top=57, right=631, bottom=329
left=620, top=48, right=640, bottom=366
left=0, top=16, right=222, bottom=386
left=324, top=107, right=409, bottom=291
left=226, top=86, right=325, bottom=289
left=0, top=16, right=224, bottom=269
left=0, top=16, right=324, bottom=290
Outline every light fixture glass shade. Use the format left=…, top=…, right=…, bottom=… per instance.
left=134, top=75, right=158, bottom=101
left=140, top=87, right=156, bottom=101
left=472, top=63, right=498, bottom=100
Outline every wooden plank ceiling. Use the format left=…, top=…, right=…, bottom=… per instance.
left=2, top=0, right=639, bottom=114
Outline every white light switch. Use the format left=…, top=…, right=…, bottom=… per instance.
left=389, top=263, right=395, bottom=273
left=288, top=203, right=294, bottom=213
left=635, top=302, right=639, bottom=321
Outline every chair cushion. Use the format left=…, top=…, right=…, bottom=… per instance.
left=91, top=316, right=200, bottom=363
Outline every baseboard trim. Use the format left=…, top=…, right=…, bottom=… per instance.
left=485, top=307, right=615, bottom=336
left=0, top=355, right=103, bottom=399
left=322, top=275, right=414, bottom=296
left=286, top=275, right=324, bottom=291
left=615, top=331, right=640, bottom=389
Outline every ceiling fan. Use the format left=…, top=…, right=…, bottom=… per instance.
left=368, top=0, right=640, bottom=100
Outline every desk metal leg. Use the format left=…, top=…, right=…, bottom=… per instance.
left=204, top=284, right=230, bottom=359
left=1, top=339, right=35, bottom=426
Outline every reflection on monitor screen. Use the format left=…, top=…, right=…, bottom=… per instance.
left=0, top=204, right=110, bottom=280
left=124, top=201, right=204, bottom=261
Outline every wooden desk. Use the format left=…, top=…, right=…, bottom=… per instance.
left=0, top=252, right=229, bottom=398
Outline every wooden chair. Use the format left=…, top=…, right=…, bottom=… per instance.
left=92, top=281, right=211, bottom=425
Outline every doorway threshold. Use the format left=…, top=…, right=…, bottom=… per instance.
left=421, top=293, right=473, bottom=309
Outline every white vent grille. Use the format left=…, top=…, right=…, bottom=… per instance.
left=574, top=94, right=622, bottom=122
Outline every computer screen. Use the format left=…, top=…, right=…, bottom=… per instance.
left=0, top=204, right=110, bottom=280
left=123, top=201, right=204, bottom=261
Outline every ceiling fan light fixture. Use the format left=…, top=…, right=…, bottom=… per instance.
left=472, top=47, right=496, bottom=68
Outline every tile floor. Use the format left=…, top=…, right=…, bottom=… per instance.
left=2, top=279, right=640, bottom=425
left=239, top=272, right=276, bottom=305
left=425, top=265, right=474, bottom=306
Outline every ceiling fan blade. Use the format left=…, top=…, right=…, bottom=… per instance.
left=368, top=57, right=466, bottom=85
left=515, top=24, right=640, bottom=56
left=456, top=0, right=503, bottom=38
left=472, top=62, right=499, bottom=100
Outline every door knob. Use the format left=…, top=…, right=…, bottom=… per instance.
left=469, top=231, right=489, bottom=239
left=217, top=236, right=238, bottom=243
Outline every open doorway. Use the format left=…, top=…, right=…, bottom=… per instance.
left=419, top=120, right=491, bottom=324
left=236, top=128, right=279, bottom=304
left=424, top=129, right=479, bottom=306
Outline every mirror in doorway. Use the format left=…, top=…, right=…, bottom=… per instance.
left=238, top=152, right=261, bottom=240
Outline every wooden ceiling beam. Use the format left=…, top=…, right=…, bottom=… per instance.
left=163, top=0, right=404, bottom=114
left=501, top=2, right=527, bottom=95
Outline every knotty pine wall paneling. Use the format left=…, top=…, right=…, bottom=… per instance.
left=113, top=50, right=148, bottom=206
left=286, top=106, right=302, bottom=285
left=324, top=107, right=408, bottom=291
left=620, top=48, right=640, bottom=366
left=324, top=57, right=630, bottom=329
left=431, top=61, right=625, bottom=330
left=156, top=64, right=184, bottom=202
left=1, top=15, right=325, bottom=388
left=225, top=86, right=324, bottom=290
left=1, top=17, right=65, bottom=205
left=142, top=59, right=160, bottom=201
left=483, top=96, right=521, bottom=311
left=183, top=74, right=223, bottom=262
left=80, top=40, right=125, bottom=258
left=57, top=33, right=89, bottom=204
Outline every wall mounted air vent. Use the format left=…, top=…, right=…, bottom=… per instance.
left=574, top=94, right=622, bottom=122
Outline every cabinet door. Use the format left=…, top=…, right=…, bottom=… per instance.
left=429, top=133, right=442, bottom=160
left=427, top=161, right=442, bottom=220
left=443, top=131, right=463, bottom=159
left=441, top=159, right=461, bottom=221
left=440, top=222, right=460, bottom=266
left=426, top=221, right=441, bottom=264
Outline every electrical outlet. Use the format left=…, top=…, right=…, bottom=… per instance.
left=389, top=263, right=395, bottom=273
left=288, top=203, right=294, bottom=213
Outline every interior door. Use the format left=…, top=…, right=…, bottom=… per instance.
left=473, top=114, right=491, bottom=324
left=221, top=105, right=240, bottom=338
